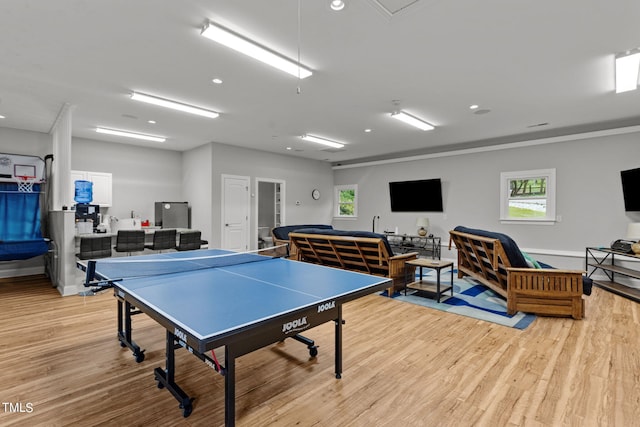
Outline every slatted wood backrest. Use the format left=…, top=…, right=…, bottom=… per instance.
left=289, top=232, right=392, bottom=277
left=449, top=230, right=512, bottom=294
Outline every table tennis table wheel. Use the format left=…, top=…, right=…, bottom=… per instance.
left=134, top=350, right=145, bottom=363
left=309, top=346, right=318, bottom=358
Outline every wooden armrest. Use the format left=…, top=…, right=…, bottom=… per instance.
left=389, top=251, right=419, bottom=261
left=507, top=268, right=585, bottom=275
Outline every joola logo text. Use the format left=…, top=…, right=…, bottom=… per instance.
left=174, top=328, right=187, bottom=342
left=282, top=317, right=308, bottom=334
left=318, top=301, right=336, bottom=312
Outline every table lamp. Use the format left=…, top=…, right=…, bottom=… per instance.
left=627, top=223, right=640, bottom=254
left=627, top=223, right=640, bottom=241
left=416, top=217, right=429, bottom=236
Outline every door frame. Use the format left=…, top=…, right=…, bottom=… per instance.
left=255, top=177, right=286, bottom=248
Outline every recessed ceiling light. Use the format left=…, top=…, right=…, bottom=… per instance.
left=469, top=104, right=479, bottom=110
left=364, top=128, right=372, bottom=133
left=0, top=115, right=5, bottom=119
left=286, top=147, right=292, bottom=150
left=330, top=0, right=345, bottom=11
left=147, top=120, right=156, bottom=124
left=96, top=127, right=166, bottom=142
left=212, top=78, right=223, bottom=84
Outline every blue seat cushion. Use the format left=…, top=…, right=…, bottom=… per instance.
left=271, top=224, right=333, bottom=240
left=0, top=239, right=49, bottom=261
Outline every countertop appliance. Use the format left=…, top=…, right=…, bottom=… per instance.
left=75, top=204, right=100, bottom=230
left=155, top=202, right=189, bottom=229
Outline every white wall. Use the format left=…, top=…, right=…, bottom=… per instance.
left=182, top=143, right=213, bottom=243
left=333, top=130, right=640, bottom=269
left=71, top=137, right=183, bottom=222
left=204, top=143, right=334, bottom=249
left=0, top=127, right=51, bottom=158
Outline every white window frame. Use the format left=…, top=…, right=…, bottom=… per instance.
left=334, top=184, right=358, bottom=219
left=500, top=168, right=556, bottom=224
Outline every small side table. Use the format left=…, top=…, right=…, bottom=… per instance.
left=405, top=259, right=454, bottom=302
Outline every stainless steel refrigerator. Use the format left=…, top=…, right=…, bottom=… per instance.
left=154, top=202, right=189, bottom=228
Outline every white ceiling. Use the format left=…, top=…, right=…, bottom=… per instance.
left=1, top=0, right=639, bottom=165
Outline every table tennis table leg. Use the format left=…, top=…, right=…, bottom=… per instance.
left=225, top=346, right=236, bottom=426
left=116, top=298, right=145, bottom=363
left=154, top=331, right=194, bottom=418
left=335, top=304, right=343, bottom=379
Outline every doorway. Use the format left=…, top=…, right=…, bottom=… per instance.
left=256, top=178, right=285, bottom=249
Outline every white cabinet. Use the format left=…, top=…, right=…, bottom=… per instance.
left=70, top=170, right=112, bottom=206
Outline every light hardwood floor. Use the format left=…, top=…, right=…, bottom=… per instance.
left=1, top=275, right=639, bottom=426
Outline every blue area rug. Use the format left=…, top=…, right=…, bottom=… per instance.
left=386, top=270, right=536, bottom=330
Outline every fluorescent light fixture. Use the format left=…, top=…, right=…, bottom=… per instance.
left=201, top=21, right=313, bottom=79
left=130, top=92, right=219, bottom=118
left=615, top=50, right=640, bottom=93
left=96, top=127, right=166, bottom=143
left=301, top=134, right=345, bottom=149
left=390, top=111, right=435, bottom=131
left=0, top=115, right=5, bottom=119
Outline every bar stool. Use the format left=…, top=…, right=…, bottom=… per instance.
left=145, top=229, right=176, bottom=253
left=176, top=230, right=202, bottom=251
left=77, top=235, right=112, bottom=260
left=114, top=230, right=145, bottom=256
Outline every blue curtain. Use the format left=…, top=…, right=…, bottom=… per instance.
left=0, top=183, right=48, bottom=260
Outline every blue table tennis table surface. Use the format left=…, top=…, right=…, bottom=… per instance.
left=91, top=249, right=390, bottom=342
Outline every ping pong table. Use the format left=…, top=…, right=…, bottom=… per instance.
left=83, top=248, right=390, bottom=426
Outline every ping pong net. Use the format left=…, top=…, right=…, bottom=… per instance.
left=84, top=246, right=287, bottom=288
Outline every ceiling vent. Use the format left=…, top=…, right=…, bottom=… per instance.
left=365, top=0, right=425, bottom=19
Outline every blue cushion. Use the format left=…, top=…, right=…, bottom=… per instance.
left=0, top=239, right=49, bottom=261
left=293, top=228, right=395, bottom=255
left=271, top=224, right=333, bottom=240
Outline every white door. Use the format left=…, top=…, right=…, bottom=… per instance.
left=221, top=175, right=250, bottom=251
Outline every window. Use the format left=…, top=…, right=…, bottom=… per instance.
left=334, top=184, right=358, bottom=218
left=500, top=169, right=556, bottom=223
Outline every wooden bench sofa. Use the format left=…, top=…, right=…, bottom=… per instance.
left=288, top=229, right=418, bottom=296
left=271, top=224, right=334, bottom=258
left=449, top=226, right=592, bottom=319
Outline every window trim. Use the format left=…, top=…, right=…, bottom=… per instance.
left=334, top=184, right=358, bottom=218
left=500, top=168, right=556, bottom=224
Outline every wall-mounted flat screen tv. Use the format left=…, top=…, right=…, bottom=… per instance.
left=389, top=178, right=443, bottom=212
left=621, top=167, right=640, bottom=212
